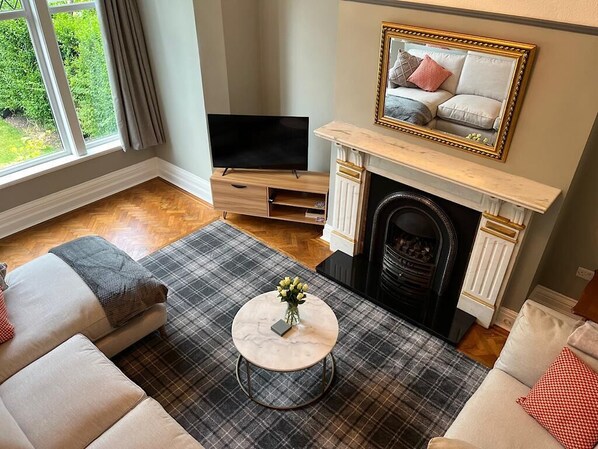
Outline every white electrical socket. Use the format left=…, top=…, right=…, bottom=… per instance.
left=576, top=266, right=595, bottom=281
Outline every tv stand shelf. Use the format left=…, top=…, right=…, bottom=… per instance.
left=210, top=169, right=329, bottom=226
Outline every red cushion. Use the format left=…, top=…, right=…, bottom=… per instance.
left=517, top=347, right=598, bottom=449
left=0, top=289, right=15, bottom=343
left=407, top=55, right=452, bottom=92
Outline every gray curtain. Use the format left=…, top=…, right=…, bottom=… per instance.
left=96, top=0, right=164, bottom=151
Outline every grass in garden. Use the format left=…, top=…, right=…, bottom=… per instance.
left=0, top=118, right=55, bottom=169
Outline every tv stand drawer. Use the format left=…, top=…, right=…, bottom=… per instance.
left=211, top=179, right=268, bottom=217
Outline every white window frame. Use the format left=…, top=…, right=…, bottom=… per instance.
left=0, top=0, right=119, bottom=177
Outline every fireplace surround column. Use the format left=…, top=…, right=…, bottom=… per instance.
left=330, top=143, right=367, bottom=255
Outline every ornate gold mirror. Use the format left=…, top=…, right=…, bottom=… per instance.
left=375, top=23, right=536, bottom=161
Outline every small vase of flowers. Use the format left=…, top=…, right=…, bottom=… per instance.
left=277, top=276, right=308, bottom=326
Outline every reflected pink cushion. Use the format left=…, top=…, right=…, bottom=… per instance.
left=407, top=55, right=452, bottom=92
left=0, top=290, right=14, bottom=344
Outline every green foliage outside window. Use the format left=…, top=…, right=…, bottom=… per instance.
left=0, top=9, right=116, bottom=140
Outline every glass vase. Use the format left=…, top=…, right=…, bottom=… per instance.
left=284, top=303, right=301, bottom=326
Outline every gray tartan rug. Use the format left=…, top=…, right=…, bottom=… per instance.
left=113, top=220, right=488, bottom=449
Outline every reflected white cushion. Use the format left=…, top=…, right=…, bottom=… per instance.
left=386, top=87, right=453, bottom=116
left=445, top=369, right=564, bottom=449
left=437, top=94, right=502, bottom=130
left=0, top=254, right=113, bottom=382
left=0, top=334, right=145, bottom=449
left=87, top=398, right=204, bottom=449
left=428, top=437, right=480, bottom=449
left=408, top=50, right=466, bottom=94
left=456, top=53, right=515, bottom=102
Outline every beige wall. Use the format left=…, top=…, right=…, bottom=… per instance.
left=221, top=0, right=262, bottom=114
left=193, top=0, right=230, bottom=114
left=333, top=2, right=598, bottom=311
left=538, top=115, right=598, bottom=299
left=259, top=0, right=339, bottom=171
left=359, top=0, right=598, bottom=28
left=139, top=0, right=213, bottom=181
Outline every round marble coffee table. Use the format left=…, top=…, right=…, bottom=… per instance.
left=231, top=291, right=339, bottom=409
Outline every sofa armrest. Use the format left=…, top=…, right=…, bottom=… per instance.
left=494, top=300, right=579, bottom=387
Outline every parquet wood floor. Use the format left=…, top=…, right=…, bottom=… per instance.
left=0, top=177, right=506, bottom=367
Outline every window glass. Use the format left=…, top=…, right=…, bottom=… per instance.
left=0, top=0, right=23, bottom=12
left=0, top=17, right=64, bottom=170
left=52, top=8, right=117, bottom=144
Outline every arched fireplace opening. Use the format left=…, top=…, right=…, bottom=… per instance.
left=367, top=192, right=458, bottom=326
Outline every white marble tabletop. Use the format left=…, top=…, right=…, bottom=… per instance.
left=231, top=291, right=339, bottom=372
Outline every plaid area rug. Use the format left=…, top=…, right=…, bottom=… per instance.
left=113, top=220, right=488, bottom=449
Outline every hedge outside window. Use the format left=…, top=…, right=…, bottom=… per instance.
left=0, top=0, right=118, bottom=175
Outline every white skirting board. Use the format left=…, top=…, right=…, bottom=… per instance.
left=494, top=284, right=577, bottom=332
left=157, top=159, right=212, bottom=204
left=0, top=157, right=213, bottom=239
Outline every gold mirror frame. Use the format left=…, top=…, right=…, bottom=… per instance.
left=375, top=23, right=536, bottom=161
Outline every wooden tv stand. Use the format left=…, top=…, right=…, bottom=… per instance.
left=210, top=169, right=330, bottom=226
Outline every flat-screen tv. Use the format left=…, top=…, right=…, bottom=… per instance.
left=208, top=114, right=308, bottom=170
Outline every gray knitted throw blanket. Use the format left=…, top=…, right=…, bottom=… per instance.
left=50, top=236, right=167, bottom=328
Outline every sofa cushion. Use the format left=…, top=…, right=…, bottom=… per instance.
left=386, top=87, right=453, bottom=116
left=445, top=369, right=564, bottom=449
left=456, top=53, right=515, bottom=102
left=0, top=396, right=34, bottom=449
left=428, top=437, right=481, bottom=449
left=389, top=49, right=421, bottom=88
left=0, top=334, right=146, bottom=449
left=408, top=49, right=466, bottom=93
left=87, top=398, right=204, bottom=449
left=408, top=55, right=453, bottom=92
left=437, top=95, right=502, bottom=130
left=517, top=347, right=598, bottom=449
left=0, top=289, right=15, bottom=344
left=494, top=300, right=579, bottom=388
left=0, top=254, right=114, bottom=382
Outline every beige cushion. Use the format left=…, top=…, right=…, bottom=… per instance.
left=437, top=95, right=502, bottom=130
left=0, top=397, right=34, bottom=449
left=445, top=369, right=563, bottom=449
left=428, top=437, right=481, bottom=449
left=87, top=398, right=204, bottom=449
left=456, top=53, right=515, bottom=102
left=494, top=300, right=579, bottom=387
left=0, top=254, right=113, bottom=382
left=408, top=49, right=466, bottom=94
left=386, top=87, right=453, bottom=116
left=0, top=334, right=145, bottom=449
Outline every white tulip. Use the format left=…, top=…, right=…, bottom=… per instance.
left=302, top=284, right=308, bottom=292
left=297, top=293, right=304, bottom=300
left=281, top=290, right=288, bottom=297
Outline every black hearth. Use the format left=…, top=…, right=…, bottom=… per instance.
left=317, top=174, right=481, bottom=344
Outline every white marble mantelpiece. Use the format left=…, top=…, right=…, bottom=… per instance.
left=315, top=121, right=560, bottom=213
left=231, top=291, right=339, bottom=372
left=315, top=121, right=561, bottom=327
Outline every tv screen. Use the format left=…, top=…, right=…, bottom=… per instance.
left=208, top=114, right=308, bottom=170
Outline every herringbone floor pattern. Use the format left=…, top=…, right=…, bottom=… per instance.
left=0, top=178, right=506, bottom=366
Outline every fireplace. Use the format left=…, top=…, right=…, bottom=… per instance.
left=317, top=173, right=481, bottom=343
left=314, top=122, right=560, bottom=338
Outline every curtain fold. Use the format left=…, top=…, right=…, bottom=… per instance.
left=96, top=0, right=164, bottom=151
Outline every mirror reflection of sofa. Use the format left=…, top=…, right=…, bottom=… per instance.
left=385, top=42, right=516, bottom=145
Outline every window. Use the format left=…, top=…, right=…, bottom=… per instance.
left=0, top=0, right=117, bottom=175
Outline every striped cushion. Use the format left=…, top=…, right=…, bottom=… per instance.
left=0, top=289, right=15, bottom=344
left=517, top=347, right=598, bottom=449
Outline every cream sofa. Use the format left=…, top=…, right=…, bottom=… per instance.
left=431, top=300, right=598, bottom=449
left=0, top=253, right=204, bottom=448
left=387, top=46, right=515, bottom=144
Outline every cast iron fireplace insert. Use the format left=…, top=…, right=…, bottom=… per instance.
left=317, top=174, right=481, bottom=345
